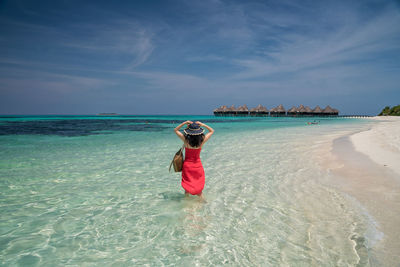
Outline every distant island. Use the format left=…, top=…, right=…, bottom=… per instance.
left=97, top=113, right=119, bottom=116
left=378, top=105, right=400, bottom=116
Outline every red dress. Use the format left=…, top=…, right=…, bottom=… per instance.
left=181, top=147, right=205, bottom=195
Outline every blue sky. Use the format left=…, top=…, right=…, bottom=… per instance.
left=0, top=0, right=399, bottom=115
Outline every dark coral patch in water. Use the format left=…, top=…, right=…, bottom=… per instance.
left=0, top=117, right=260, bottom=137
left=0, top=119, right=170, bottom=136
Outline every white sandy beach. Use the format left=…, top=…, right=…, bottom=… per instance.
left=326, top=116, right=400, bottom=266
left=351, top=116, right=400, bottom=176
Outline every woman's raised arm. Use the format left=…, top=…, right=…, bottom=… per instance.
left=174, top=120, right=192, bottom=142
left=196, top=121, right=214, bottom=145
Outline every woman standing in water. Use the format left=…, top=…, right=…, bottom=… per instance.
left=174, top=121, right=214, bottom=200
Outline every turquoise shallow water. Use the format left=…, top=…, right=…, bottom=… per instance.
left=0, top=115, right=377, bottom=265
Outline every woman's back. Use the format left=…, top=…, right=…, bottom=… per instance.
left=184, top=146, right=201, bottom=161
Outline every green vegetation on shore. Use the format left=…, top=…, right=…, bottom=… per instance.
left=378, top=105, right=400, bottom=116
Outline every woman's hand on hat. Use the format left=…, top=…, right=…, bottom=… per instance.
left=185, top=120, right=193, bottom=125
left=195, top=121, right=203, bottom=126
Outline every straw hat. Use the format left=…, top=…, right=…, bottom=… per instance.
left=184, top=123, right=205, bottom=135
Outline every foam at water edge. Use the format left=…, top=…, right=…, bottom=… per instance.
left=343, top=191, right=384, bottom=265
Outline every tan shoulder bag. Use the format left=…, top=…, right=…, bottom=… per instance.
left=169, top=144, right=185, bottom=172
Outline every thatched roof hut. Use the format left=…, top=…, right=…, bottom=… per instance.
left=312, top=105, right=323, bottom=116
left=237, top=105, right=249, bottom=115
left=332, top=108, right=339, bottom=115
left=322, top=105, right=339, bottom=116
left=213, top=106, right=222, bottom=115
left=270, top=104, right=286, bottom=116
left=304, top=106, right=313, bottom=115
left=225, top=105, right=237, bottom=115
left=322, top=105, right=333, bottom=114
left=260, top=105, right=269, bottom=113
left=250, top=104, right=268, bottom=116
left=276, top=104, right=286, bottom=113
left=287, top=106, right=298, bottom=116
left=297, top=104, right=307, bottom=115
left=213, top=105, right=228, bottom=116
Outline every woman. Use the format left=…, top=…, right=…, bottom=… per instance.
left=174, top=120, right=214, bottom=199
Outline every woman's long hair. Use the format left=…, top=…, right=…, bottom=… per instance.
left=185, top=133, right=205, bottom=148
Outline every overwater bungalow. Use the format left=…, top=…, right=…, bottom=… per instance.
left=297, top=104, right=307, bottom=116
left=213, top=105, right=228, bottom=116
left=287, top=106, right=298, bottom=116
left=312, top=105, right=323, bottom=116
left=270, top=104, right=286, bottom=116
left=236, top=105, right=249, bottom=116
left=304, top=106, right=313, bottom=116
left=226, top=105, right=237, bottom=116
left=322, top=105, right=339, bottom=116
left=213, top=106, right=221, bottom=116
left=250, top=104, right=268, bottom=116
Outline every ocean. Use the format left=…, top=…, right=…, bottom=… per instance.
left=0, top=115, right=377, bottom=265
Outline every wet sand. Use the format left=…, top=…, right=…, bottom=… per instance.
left=325, top=117, right=400, bottom=266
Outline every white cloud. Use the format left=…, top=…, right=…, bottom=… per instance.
left=0, top=67, right=113, bottom=94
left=224, top=1, right=400, bottom=82
left=61, top=21, right=155, bottom=69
